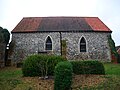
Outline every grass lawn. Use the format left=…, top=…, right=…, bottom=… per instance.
left=0, top=67, right=37, bottom=90
left=0, top=63, right=120, bottom=90
left=104, top=63, right=120, bottom=75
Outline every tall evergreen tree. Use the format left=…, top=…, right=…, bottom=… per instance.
left=0, top=27, right=4, bottom=43
left=0, top=26, right=10, bottom=67
left=0, top=27, right=10, bottom=45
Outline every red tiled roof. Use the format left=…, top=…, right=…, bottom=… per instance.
left=12, top=17, right=111, bottom=33
left=85, top=17, right=110, bottom=31
left=12, top=17, right=42, bottom=32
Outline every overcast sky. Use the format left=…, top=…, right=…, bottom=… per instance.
left=0, top=0, right=120, bottom=46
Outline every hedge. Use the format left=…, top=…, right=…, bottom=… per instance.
left=54, top=61, right=73, bottom=90
left=71, top=60, right=105, bottom=75
left=22, top=54, right=66, bottom=77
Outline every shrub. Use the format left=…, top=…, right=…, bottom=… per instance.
left=22, top=55, right=41, bottom=76
left=70, top=61, right=84, bottom=75
left=54, top=61, right=73, bottom=90
left=47, top=55, right=66, bottom=75
left=22, top=54, right=66, bottom=77
left=71, top=60, right=105, bottom=75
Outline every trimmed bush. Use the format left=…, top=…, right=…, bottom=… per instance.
left=54, top=61, right=73, bottom=90
left=47, top=55, right=66, bottom=75
left=71, top=60, right=105, bottom=75
left=22, top=55, right=42, bottom=76
left=22, top=55, right=66, bottom=77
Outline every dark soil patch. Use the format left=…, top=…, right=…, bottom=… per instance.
left=21, top=75, right=106, bottom=90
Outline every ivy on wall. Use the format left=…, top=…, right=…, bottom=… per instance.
left=108, top=35, right=119, bottom=63
left=61, top=40, right=67, bottom=59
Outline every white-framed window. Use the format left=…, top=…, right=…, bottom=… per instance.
left=45, top=36, right=52, bottom=50
left=80, top=37, right=86, bottom=52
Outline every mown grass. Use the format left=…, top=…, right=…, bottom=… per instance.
left=0, top=67, right=22, bottom=90
left=0, top=67, right=36, bottom=90
left=0, top=67, right=22, bottom=78
left=0, top=63, right=120, bottom=90
left=104, top=63, right=120, bottom=75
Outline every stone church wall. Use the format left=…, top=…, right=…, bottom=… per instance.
left=11, top=32, right=61, bottom=65
left=61, top=32, right=111, bottom=61
left=11, top=32, right=111, bottom=64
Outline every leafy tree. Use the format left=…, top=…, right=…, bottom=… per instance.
left=0, top=26, right=10, bottom=45
left=0, top=27, right=4, bottom=42
left=0, top=32, right=4, bottom=42
left=0, top=26, right=10, bottom=66
left=0, top=27, right=3, bottom=30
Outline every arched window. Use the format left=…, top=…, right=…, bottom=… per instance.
left=80, top=37, right=86, bottom=52
left=45, top=36, right=52, bottom=50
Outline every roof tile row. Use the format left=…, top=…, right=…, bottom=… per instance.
left=12, top=17, right=111, bottom=33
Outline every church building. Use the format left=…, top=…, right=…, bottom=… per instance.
left=11, top=17, right=112, bottom=64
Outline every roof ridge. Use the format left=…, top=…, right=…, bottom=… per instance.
left=23, top=16, right=99, bottom=19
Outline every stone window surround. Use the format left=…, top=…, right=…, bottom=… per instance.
left=44, top=35, right=53, bottom=51
left=80, top=37, right=86, bottom=52
left=78, top=35, right=88, bottom=53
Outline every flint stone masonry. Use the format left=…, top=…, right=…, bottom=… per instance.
left=62, top=32, right=111, bottom=61
left=11, top=32, right=111, bottom=64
